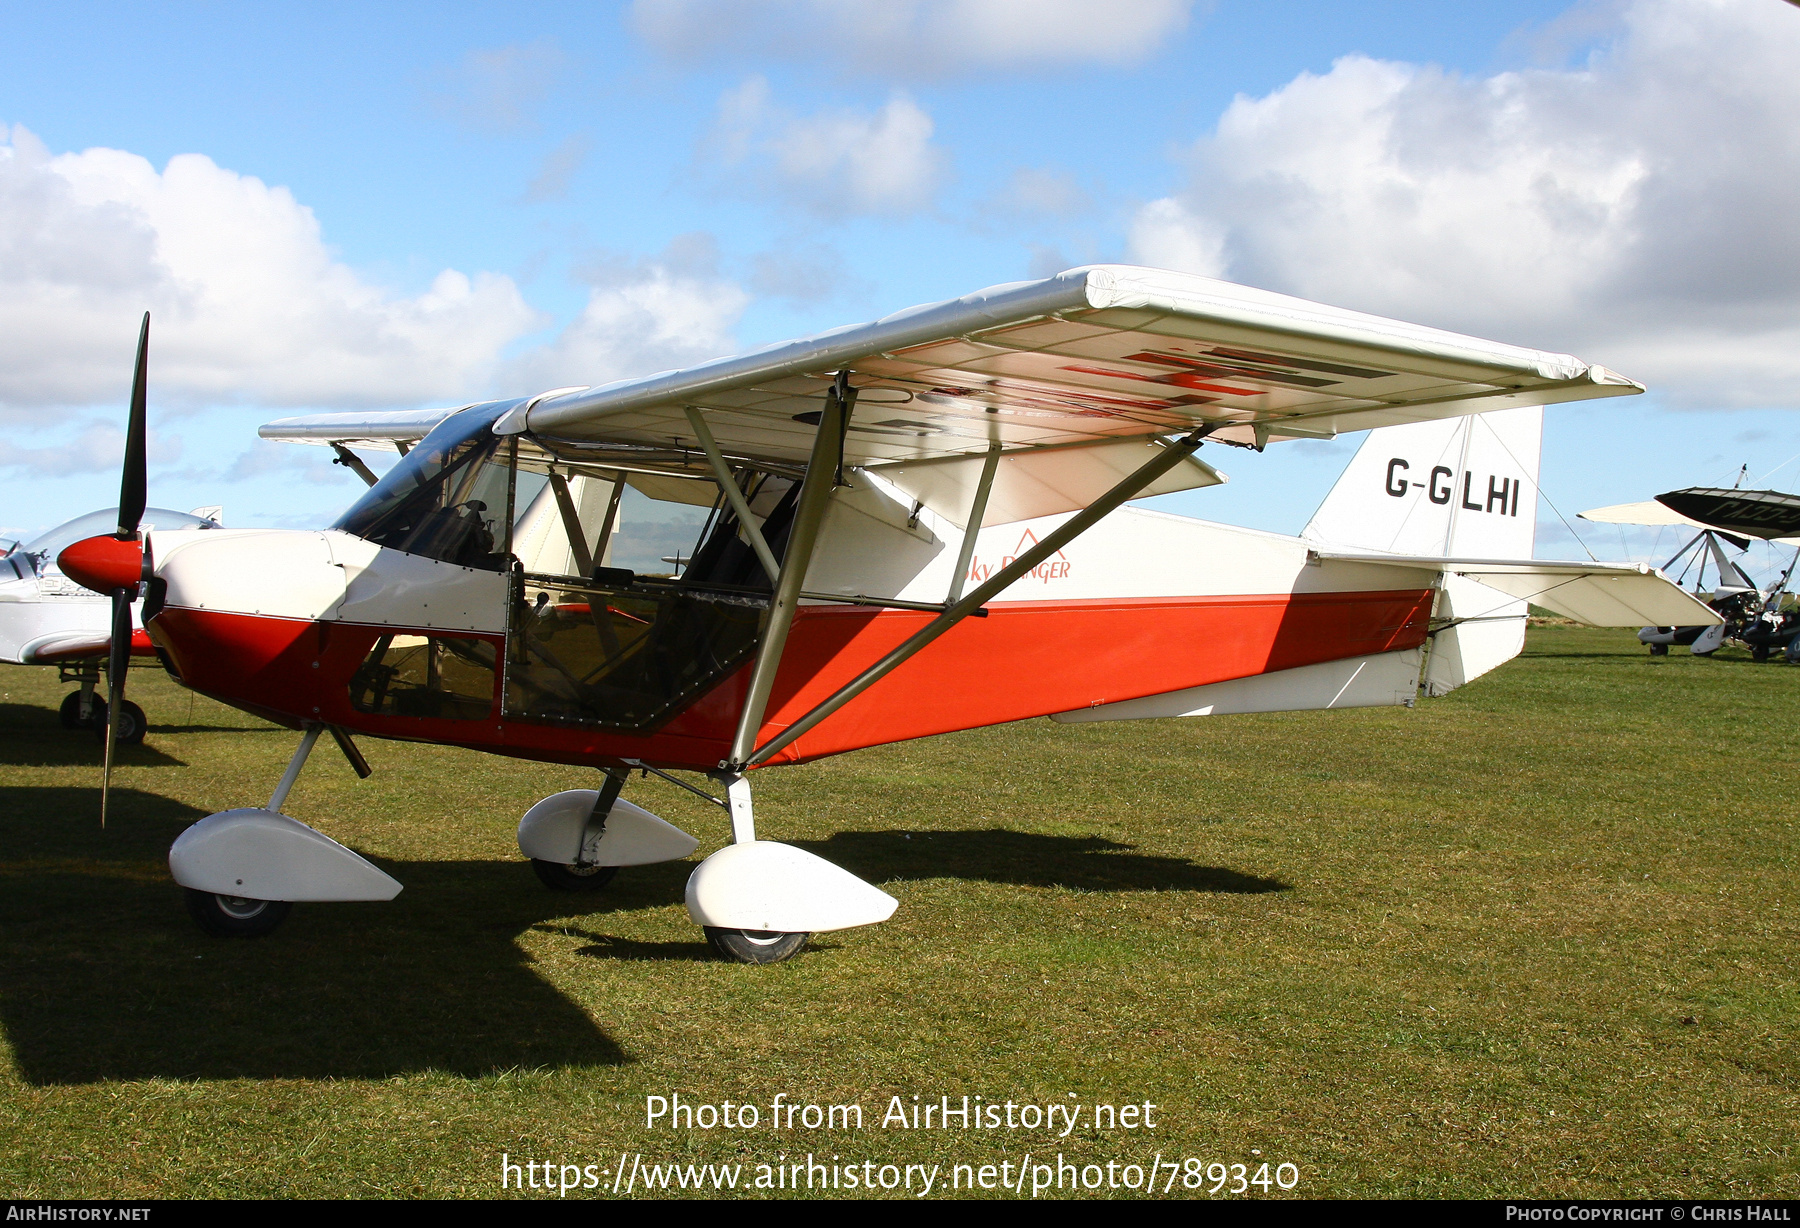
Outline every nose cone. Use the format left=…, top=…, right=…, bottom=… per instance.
left=58, top=535, right=144, bottom=594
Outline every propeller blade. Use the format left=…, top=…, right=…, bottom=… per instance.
left=117, top=312, right=149, bottom=541
left=99, top=584, right=134, bottom=828
left=99, top=311, right=152, bottom=827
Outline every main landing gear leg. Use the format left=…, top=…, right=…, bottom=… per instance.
left=680, top=381, right=894, bottom=964
left=58, top=665, right=104, bottom=731
left=683, top=772, right=896, bottom=965
left=696, top=772, right=810, bottom=964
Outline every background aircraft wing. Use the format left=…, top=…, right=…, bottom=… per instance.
left=18, top=628, right=158, bottom=664
left=1581, top=494, right=1800, bottom=547
left=1654, top=487, right=1800, bottom=542
left=515, top=265, right=1643, bottom=470
left=1578, top=499, right=1707, bottom=528
left=257, top=407, right=469, bottom=451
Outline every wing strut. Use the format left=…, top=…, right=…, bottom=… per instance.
left=329, top=444, right=380, bottom=488
left=686, top=405, right=781, bottom=584
left=742, top=427, right=1215, bottom=769
left=945, top=442, right=1001, bottom=604
left=725, top=372, right=856, bottom=770
left=548, top=469, right=595, bottom=577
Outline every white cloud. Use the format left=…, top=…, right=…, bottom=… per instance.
left=705, top=77, right=946, bottom=218
left=523, top=133, right=593, bottom=203
left=992, top=166, right=1093, bottom=219
left=749, top=243, right=869, bottom=305
left=0, top=125, right=542, bottom=418
left=425, top=41, right=565, bottom=134
left=633, top=0, right=1195, bottom=77
left=505, top=234, right=751, bottom=392
left=0, top=421, right=180, bottom=477
left=218, top=439, right=372, bottom=486
left=1125, top=0, right=1800, bottom=408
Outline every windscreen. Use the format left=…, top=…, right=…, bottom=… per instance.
left=333, top=402, right=522, bottom=570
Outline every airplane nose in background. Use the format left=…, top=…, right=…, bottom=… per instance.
left=58, top=535, right=145, bottom=594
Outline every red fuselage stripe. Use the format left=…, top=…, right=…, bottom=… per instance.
left=149, top=588, right=1434, bottom=771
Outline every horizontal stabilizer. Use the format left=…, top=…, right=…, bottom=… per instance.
left=1312, top=552, right=1722, bottom=627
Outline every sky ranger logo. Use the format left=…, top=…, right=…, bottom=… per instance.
left=966, top=528, right=1072, bottom=587
left=1385, top=458, right=1523, bottom=517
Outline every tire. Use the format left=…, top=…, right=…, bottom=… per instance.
left=705, top=927, right=809, bottom=964
left=1754, top=645, right=1772, bottom=662
left=59, top=691, right=98, bottom=730
left=90, top=699, right=147, bottom=745
left=531, top=859, right=619, bottom=891
left=1649, top=643, right=1669, bottom=656
left=184, top=889, right=292, bottom=938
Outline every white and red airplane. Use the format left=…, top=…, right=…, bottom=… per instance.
left=57, top=267, right=1715, bottom=961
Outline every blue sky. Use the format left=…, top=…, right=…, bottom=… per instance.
left=3, top=0, right=1798, bottom=580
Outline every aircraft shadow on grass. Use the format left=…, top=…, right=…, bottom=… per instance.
left=0, top=783, right=1281, bottom=1084
left=794, top=829, right=1288, bottom=896
left=554, top=829, right=1283, bottom=964
left=0, top=785, right=630, bottom=1085
left=0, top=703, right=186, bottom=768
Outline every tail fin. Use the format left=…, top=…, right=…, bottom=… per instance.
left=1301, top=406, right=1542, bottom=558
left=1303, top=407, right=1544, bottom=696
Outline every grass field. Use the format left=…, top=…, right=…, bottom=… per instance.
left=0, top=627, right=1794, bottom=1200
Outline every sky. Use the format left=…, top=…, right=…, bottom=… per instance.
left=3, top=0, right=1799, bottom=581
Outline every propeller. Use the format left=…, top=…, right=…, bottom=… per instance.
left=58, top=312, right=152, bottom=827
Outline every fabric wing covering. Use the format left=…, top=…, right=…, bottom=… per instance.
left=1580, top=492, right=1800, bottom=547
left=263, top=265, right=1644, bottom=524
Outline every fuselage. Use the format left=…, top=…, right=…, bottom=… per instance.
left=140, top=483, right=1436, bottom=772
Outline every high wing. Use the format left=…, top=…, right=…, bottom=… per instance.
left=1311, top=552, right=1721, bottom=627
left=263, top=266, right=1641, bottom=487
left=519, top=265, right=1641, bottom=463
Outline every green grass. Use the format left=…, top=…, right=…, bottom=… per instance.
left=0, top=628, right=1794, bottom=1199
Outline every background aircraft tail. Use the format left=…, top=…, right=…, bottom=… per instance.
left=1302, top=407, right=1544, bottom=696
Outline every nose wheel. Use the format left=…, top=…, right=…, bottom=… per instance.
left=90, top=698, right=147, bottom=744
left=530, top=859, right=619, bottom=891
left=58, top=690, right=100, bottom=730
left=184, top=889, right=292, bottom=937
left=60, top=691, right=143, bottom=741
